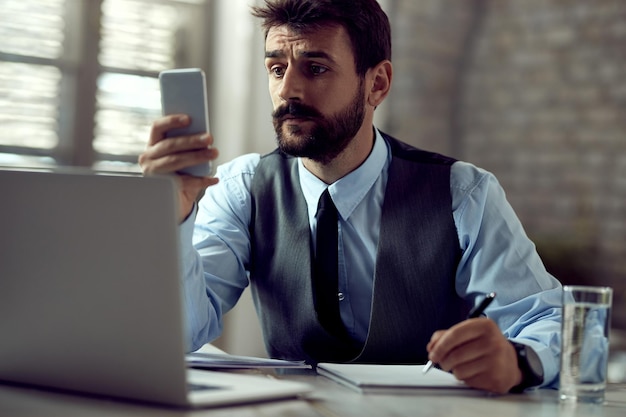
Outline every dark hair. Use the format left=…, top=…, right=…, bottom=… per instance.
left=251, top=0, right=391, bottom=76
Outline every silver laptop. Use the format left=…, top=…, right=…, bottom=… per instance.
left=0, top=169, right=311, bottom=408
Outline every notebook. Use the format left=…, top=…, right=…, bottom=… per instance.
left=317, top=363, right=470, bottom=394
left=0, top=168, right=311, bottom=408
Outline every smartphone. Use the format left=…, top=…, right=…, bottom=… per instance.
left=159, top=68, right=212, bottom=177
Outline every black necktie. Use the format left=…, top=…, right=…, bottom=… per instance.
left=312, top=189, right=344, bottom=337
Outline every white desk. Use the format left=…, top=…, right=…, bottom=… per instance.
left=1, top=370, right=625, bottom=417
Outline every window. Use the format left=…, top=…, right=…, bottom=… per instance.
left=0, top=0, right=209, bottom=171
left=0, top=0, right=65, bottom=166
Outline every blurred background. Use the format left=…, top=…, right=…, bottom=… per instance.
left=1, top=0, right=624, bottom=363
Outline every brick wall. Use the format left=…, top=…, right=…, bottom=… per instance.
left=382, top=0, right=626, bottom=328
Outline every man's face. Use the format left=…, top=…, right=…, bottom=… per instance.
left=264, top=24, right=366, bottom=164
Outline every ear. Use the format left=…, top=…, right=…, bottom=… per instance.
left=366, top=60, right=392, bottom=108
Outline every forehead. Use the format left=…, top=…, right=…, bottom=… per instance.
left=265, top=24, right=354, bottom=62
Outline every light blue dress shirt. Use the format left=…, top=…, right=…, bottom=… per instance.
left=179, top=129, right=562, bottom=387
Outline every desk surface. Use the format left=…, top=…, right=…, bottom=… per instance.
left=1, top=371, right=625, bottom=417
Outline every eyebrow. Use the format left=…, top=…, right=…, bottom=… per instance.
left=265, top=50, right=337, bottom=63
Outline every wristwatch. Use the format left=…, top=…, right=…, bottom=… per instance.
left=509, top=341, right=544, bottom=393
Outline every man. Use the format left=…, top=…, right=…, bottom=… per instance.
left=139, top=0, right=562, bottom=394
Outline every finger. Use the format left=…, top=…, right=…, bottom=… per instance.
left=453, top=360, right=504, bottom=393
left=454, top=351, right=517, bottom=394
left=149, top=133, right=214, bottom=161
left=140, top=133, right=218, bottom=176
left=148, top=114, right=190, bottom=146
left=436, top=336, right=488, bottom=373
left=428, top=318, right=493, bottom=363
left=145, top=147, right=218, bottom=176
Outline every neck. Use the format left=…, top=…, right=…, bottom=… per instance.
left=302, top=123, right=376, bottom=185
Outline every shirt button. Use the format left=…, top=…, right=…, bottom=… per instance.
left=338, top=292, right=345, bottom=301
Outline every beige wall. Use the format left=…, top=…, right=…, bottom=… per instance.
left=384, top=0, right=626, bottom=328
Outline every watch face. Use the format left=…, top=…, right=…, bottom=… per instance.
left=524, top=345, right=544, bottom=378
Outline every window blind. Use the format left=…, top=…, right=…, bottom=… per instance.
left=0, top=0, right=207, bottom=168
left=0, top=0, right=65, bottom=153
left=94, top=0, right=205, bottom=159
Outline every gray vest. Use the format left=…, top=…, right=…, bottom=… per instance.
left=248, top=134, right=469, bottom=364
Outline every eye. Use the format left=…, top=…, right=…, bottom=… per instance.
left=269, top=65, right=286, bottom=78
left=309, top=64, right=328, bottom=76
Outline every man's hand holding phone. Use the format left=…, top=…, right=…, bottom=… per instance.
left=139, top=68, right=219, bottom=222
left=139, top=114, right=219, bottom=222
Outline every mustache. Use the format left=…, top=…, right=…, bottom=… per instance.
left=272, top=101, right=323, bottom=120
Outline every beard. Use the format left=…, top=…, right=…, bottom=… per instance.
left=272, top=79, right=366, bottom=165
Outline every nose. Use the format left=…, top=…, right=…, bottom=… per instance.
left=277, top=66, right=304, bottom=102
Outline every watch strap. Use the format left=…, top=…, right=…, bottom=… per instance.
left=509, top=341, right=544, bottom=393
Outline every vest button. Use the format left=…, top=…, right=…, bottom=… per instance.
left=337, top=292, right=345, bottom=301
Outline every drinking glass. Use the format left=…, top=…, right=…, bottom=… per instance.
left=559, top=285, right=613, bottom=404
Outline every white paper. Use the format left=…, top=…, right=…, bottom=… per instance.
left=317, top=363, right=470, bottom=393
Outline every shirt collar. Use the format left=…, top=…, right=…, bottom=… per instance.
left=298, top=128, right=389, bottom=221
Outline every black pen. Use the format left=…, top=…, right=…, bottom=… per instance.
left=422, top=292, right=497, bottom=374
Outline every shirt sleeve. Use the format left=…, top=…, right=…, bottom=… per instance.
left=179, top=153, right=260, bottom=352
left=451, top=161, right=563, bottom=388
